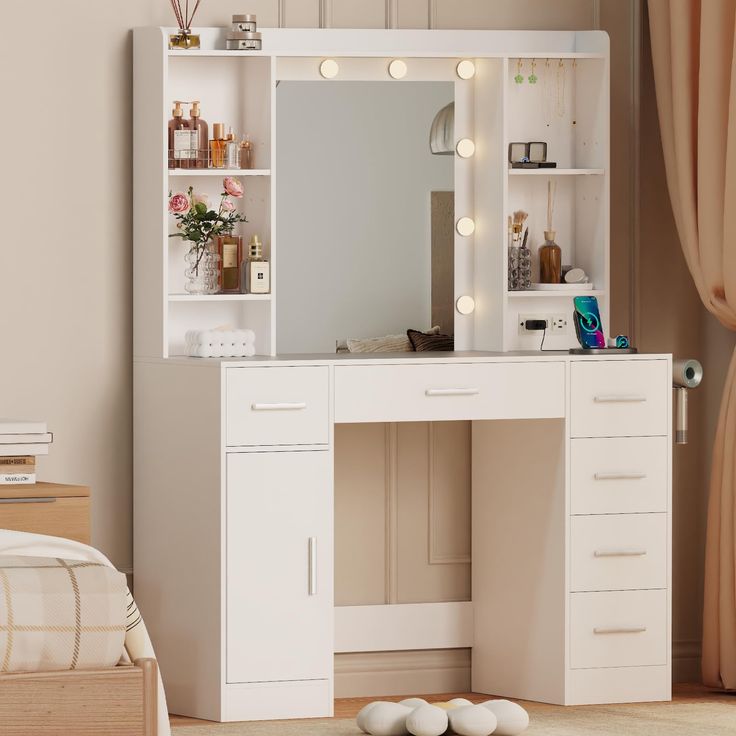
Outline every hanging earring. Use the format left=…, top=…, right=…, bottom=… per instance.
left=556, top=59, right=566, bottom=118
left=528, top=58, right=538, bottom=84
left=514, top=58, right=524, bottom=84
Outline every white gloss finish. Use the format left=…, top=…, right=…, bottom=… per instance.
left=388, top=59, right=408, bottom=78
left=319, top=58, right=339, bottom=78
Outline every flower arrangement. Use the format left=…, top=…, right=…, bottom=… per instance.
left=168, top=177, right=247, bottom=277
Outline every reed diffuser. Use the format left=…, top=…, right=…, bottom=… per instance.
left=168, top=0, right=204, bottom=49
left=539, top=180, right=562, bottom=283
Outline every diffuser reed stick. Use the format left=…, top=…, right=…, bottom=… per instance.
left=546, top=180, right=556, bottom=233
left=169, top=0, right=204, bottom=30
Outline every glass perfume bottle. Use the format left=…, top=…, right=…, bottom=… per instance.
left=217, top=234, right=243, bottom=293
left=225, top=127, right=239, bottom=169
left=209, top=123, right=226, bottom=169
left=539, top=230, right=562, bottom=284
left=168, top=101, right=188, bottom=169
left=239, top=135, right=253, bottom=169
left=189, top=101, right=208, bottom=169
left=244, top=235, right=270, bottom=294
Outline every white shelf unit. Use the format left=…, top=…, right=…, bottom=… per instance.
left=134, top=28, right=609, bottom=358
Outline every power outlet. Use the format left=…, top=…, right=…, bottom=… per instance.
left=551, top=314, right=569, bottom=333
left=518, top=314, right=549, bottom=335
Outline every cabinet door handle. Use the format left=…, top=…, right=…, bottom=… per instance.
left=593, top=548, right=647, bottom=558
left=594, top=394, right=647, bottom=403
left=251, top=402, right=307, bottom=411
left=594, top=472, right=648, bottom=481
left=308, top=537, right=317, bottom=596
left=0, top=497, right=56, bottom=504
left=425, top=388, right=480, bottom=397
left=593, top=626, right=647, bottom=635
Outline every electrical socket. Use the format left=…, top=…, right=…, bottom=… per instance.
left=518, top=314, right=549, bottom=335
left=551, top=314, right=568, bottom=333
left=518, top=313, right=569, bottom=335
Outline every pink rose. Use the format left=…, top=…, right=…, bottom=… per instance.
left=168, top=192, right=190, bottom=214
left=223, top=177, right=244, bottom=198
left=222, top=198, right=236, bottom=212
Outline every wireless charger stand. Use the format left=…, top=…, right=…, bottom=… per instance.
left=569, top=347, right=638, bottom=355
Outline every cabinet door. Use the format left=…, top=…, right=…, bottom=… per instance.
left=226, top=451, right=333, bottom=684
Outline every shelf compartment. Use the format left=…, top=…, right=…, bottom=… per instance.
left=508, top=289, right=605, bottom=298
left=508, top=168, right=604, bottom=176
left=168, top=293, right=271, bottom=302
left=168, top=168, right=271, bottom=177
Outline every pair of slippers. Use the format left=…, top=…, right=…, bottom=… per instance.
left=357, top=697, right=529, bottom=736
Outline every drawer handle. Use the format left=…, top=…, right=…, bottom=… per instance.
left=594, top=394, right=647, bottom=403
left=593, top=626, right=647, bottom=635
left=308, top=537, right=317, bottom=596
left=251, top=402, right=307, bottom=411
left=0, top=497, right=56, bottom=504
left=425, top=388, right=480, bottom=397
left=594, top=548, right=647, bottom=558
left=594, top=472, right=648, bottom=481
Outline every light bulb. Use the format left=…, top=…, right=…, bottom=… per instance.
left=388, top=59, right=408, bottom=79
left=456, top=296, right=475, bottom=315
left=456, top=217, right=475, bottom=236
left=456, top=138, right=475, bottom=158
left=456, top=60, right=476, bottom=80
left=320, top=59, right=339, bottom=79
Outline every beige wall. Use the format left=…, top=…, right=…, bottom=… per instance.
left=1, top=0, right=717, bottom=688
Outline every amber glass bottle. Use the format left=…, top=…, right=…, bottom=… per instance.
left=539, top=230, right=562, bottom=284
left=189, top=101, right=208, bottom=169
left=217, top=235, right=243, bottom=293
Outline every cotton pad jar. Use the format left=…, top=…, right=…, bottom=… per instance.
left=226, top=31, right=262, bottom=50
left=232, top=14, right=257, bottom=32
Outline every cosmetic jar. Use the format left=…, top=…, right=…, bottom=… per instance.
left=232, top=14, right=257, bottom=32
left=226, top=31, right=262, bottom=50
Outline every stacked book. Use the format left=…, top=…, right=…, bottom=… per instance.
left=0, top=420, right=53, bottom=485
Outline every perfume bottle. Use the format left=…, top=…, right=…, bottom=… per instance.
left=168, top=101, right=188, bottom=169
left=225, top=127, right=239, bottom=169
left=217, top=234, right=243, bottom=293
left=539, top=230, right=562, bottom=283
left=188, top=101, right=208, bottom=169
left=209, top=123, right=226, bottom=169
left=239, top=135, right=253, bottom=169
left=244, top=235, right=270, bottom=294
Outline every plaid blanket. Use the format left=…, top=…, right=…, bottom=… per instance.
left=0, top=555, right=127, bottom=673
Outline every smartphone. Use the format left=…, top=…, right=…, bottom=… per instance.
left=573, top=296, right=606, bottom=349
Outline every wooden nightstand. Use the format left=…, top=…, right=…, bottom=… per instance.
left=0, top=482, right=90, bottom=544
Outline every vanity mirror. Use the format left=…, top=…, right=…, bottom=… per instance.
left=276, top=81, right=454, bottom=353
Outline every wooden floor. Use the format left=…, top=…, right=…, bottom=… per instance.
left=169, top=683, right=735, bottom=727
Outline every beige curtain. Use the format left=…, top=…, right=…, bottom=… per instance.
left=648, top=0, right=736, bottom=689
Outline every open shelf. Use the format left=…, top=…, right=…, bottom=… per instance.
left=168, top=168, right=271, bottom=177
left=508, top=289, right=605, bottom=298
left=508, top=168, right=604, bottom=176
left=168, top=293, right=271, bottom=302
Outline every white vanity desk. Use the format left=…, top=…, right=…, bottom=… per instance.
left=134, top=351, right=672, bottom=722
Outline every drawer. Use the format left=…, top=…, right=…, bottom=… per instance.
left=334, top=362, right=564, bottom=423
left=571, top=513, right=667, bottom=592
left=0, top=496, right=90, bottom=544
left=570, top=360, right=669, bottom=438
left=226, top=367, right=329, bottom=446
left=571, top=436, right=669, bottom=514
left=570, top=589, right=668, bottom=669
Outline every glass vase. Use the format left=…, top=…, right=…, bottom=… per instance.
left=184, top=242, right=220, bottom=295
left=539, top=230, right=562, bottom=284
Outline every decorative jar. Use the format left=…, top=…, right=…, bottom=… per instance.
left=184, top=242, right=220, bottom=294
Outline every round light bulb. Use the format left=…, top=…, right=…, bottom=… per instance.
left=320, top=59, right=339, bottom=79
left=388, top=59, right=408, bottom=79
left=456, top=217, right=475, bottom=236
left=456, top=296, right=475, bottom=315
left=456, top=59, right=476, bottom=80
left=456, top=138, right=475, bottom=158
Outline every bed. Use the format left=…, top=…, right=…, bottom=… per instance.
left=0, top=531, right=169, bottom=736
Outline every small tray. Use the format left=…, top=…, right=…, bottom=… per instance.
left=569, top=348, right=638, bottom=355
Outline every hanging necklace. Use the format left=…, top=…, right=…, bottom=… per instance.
left=542, top=59, right=553, bottom=126
left=556, top=59, right=566, bottom=118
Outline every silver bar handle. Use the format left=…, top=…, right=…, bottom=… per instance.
left=594, top=548, right=647, bottom=558
left=0, top=497, right=56, bottom=504
left=308, top=537, right=317, bottom=596
left=594, top=626, right=647, bottom=635
left=425, top=388, right=480, bottom=397
left=594, top=394, right=647, bottom=403
left=594, top=472, right=648, bottom=481
left=251, top=402, right=307, bottom=411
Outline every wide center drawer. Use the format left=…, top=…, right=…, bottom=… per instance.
left=570, top=360, right=669, bottom=438
left=571, top=436, right=669, bottom=514
left=571, top=513, right=667, bottom=592
left=334, top=362, right=565, bottom=423
left=570, top=589, right=668, bottom=669
left=226, top=366, right=329, bottom=446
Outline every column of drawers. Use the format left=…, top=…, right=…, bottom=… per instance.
left=569, top=360, right=670, bottom=672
